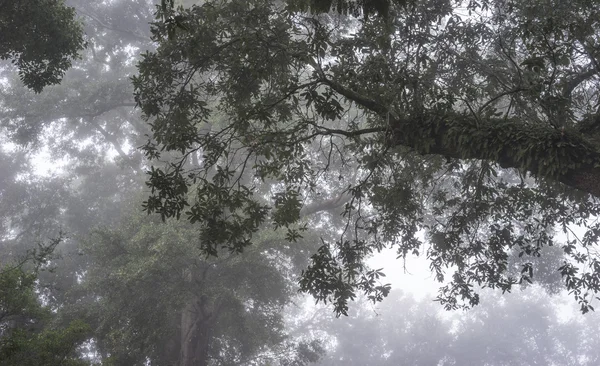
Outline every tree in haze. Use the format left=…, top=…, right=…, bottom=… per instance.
left=315, top=287, right=600, bottom=366
left=0, top=1, right=90, bottom=363
left=75, top=204, right=323, bottom=366
left=0, top=0, right=85, bottom=92
left=0, top=235, right=90, bottom=366
left=133, top=0, right=600, bottom=314
left=0, top=0, right=152, bottom=363
left=1, top=1, right=326, bottom=364
left=0, top=0, right=155, bottom=322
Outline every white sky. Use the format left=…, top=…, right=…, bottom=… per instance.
left=369, top=247, right=439, bottom=299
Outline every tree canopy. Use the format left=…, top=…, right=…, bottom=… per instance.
left=0, top=0, right=85, bottom=92
left=315, top=287, right=600, bottom=365
left=134, top=0, right=600, bottom=315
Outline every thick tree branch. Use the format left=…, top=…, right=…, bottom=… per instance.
left=387, top=114, right=600, bottom=198
left=323, top=77, right=600, bottom=199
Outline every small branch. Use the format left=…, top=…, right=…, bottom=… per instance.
left=82, top=102, right=137, bottom=118
left=318, top=76, right=391, bottom=118
left=88, top=40, right=110, bottom=66
left=300, top=192, right=350, bottom=217
left=78, top=9, right=150, bottom=42
left=87, top=117, right=138, bottom=170
left=478, top=88, right=527, bottom=115
left=307, top=122, right=385, bottom=139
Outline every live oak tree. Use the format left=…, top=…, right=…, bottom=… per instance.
left=0, top=0, right=85, bottom=92
left=134, top=0, right=600, bottom=315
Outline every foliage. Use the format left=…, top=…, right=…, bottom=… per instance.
left=1, top=235, right=63, bottom=324
left=134, top=0, right=600, bottom=315
left=286, top=0, right=404, bottom=18
left=0, top=0, right=323, bottom=364
left=0, top=0, right=85, bottom=92
left=76, top=204, right=322, bottom=365
left=0, top=320, right=90, bottom=366
left=0, top=235, right=90, bottom=366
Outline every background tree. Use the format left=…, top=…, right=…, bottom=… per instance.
left=0, top=235, right=90, bottom=366
left=315, top=287, right=600, bottom=365
left=1, top=0, right=156, bottom=363
left=0, top=0, right=85, bottom=92
left=73, top=201, right=323, bottom=366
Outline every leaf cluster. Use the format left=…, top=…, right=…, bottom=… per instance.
left=0, top=0, right=85, bottom=92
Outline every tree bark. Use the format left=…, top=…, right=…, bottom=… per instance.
left=180, top=295, right=212, bottom=366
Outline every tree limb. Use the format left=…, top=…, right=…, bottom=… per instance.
left=322, top=76, right=600, bottom=199
left=562, top=66, right=599, bottom=98
left=388, top=113, right=600, bottom=198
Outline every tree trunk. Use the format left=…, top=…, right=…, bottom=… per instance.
left=180, top=295, right=212, bottom=366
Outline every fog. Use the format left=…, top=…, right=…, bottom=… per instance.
left=3, top=0, right=600, bottom=365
